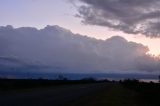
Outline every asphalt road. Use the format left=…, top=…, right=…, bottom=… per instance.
left=0, top=83, right=109, bottom=106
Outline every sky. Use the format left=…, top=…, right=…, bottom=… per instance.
left=0, top=25, right=159, bottom=74
left=0, top=0, right=160, bottom=75
left=0, top=0, right=160, bottom=56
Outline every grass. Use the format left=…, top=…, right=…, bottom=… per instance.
left=0, top=78, right=103, bottom=95
left=67, top=84, right=140, bottom=106
left=0, top=79, right=159, bottom=106
left=122, top=80, right=160, bottom=106
left=67, top=80, right=160, bottom=106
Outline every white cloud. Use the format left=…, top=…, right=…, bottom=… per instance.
left=0, top=25, right=159, bottom=73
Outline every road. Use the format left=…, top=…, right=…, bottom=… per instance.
left=0, top=83, right=109, bottom=106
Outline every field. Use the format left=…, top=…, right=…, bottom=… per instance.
left=68, top=80, right=160, bottom=106
left=0, top=79, right=159, bottom=106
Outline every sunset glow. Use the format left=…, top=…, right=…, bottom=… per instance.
left=1, top=0, right=160, bottom=75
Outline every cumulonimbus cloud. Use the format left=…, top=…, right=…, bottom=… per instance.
left=0, top=25, right=159, bottom=73
left=74, top=0, right=160, bottom=37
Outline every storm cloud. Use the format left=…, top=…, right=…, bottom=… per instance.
left=0, top=25, right=159, bottom=73
left=75, top=0, right=160, bottom=37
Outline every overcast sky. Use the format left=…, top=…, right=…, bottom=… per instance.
left=0, top=0, right=160, bottom=74
left=0, top=25, right=159, bottom=74
left=0, top=0, right=160, bottom=55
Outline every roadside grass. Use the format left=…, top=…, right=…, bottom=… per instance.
left=0, top=78, right=97, bottom=95
left=122, top=80, right=160, bottom=106
left=67, top=84, right=140, bottom=106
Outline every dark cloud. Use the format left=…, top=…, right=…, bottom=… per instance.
left=75, top=0, right=160, bottom=37
left=0, top=25, right=159, bottom=73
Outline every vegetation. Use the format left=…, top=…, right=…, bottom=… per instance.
left=0, top=78, right=159, bottom=106
left=121, top=79, right=160, bottom=106
left=0, top=78, right=107, bottom=91
left=67, top=84, right=139, bottom=106
left=67, top=79, right=160, bottom=106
